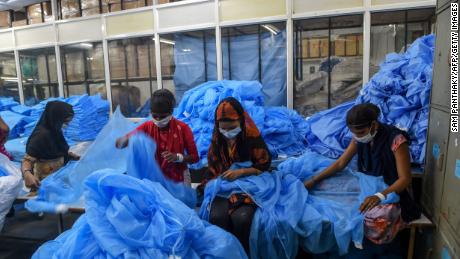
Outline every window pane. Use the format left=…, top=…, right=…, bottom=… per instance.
left=160, top=29, right=217, bottom=104
left=370, top=8, right=435, bottom=77
left=294, top=15, right=363, bottom=116
left=294, top=18, right=329, bottom=116
left=19, top=47, right=59, bottom=106
left=61, top=42, right=106, bottom=97
left=108, top=36, right=157, bottom=117
left=330, top=15, right=363, bottom=107
left=222, top=22, right=286, bottom=106
left=0, top=52, right=20, bottom=102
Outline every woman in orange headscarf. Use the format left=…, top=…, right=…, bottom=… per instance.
left=201, top=97, right=271, bottom=252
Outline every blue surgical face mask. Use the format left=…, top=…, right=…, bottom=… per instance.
left=219, top=126, right=242, bottom=139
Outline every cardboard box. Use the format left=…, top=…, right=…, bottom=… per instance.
left=123, top=0, right=145, bottom=10
left=82, top=7, right=100, bottom=16
left=358, top=35, right=363, bottom=55
left=146, top=0, right=153, bottom=6
left=309, top=39, right=320, bottom=58
left=81, top=0, right=99, bottom=10
left=12, top=20, right=27, bottom=27
left=61, top=0, right=80, bottom=19
left=125, top=44, right=137, bottom=78
left=320, top=38, right=328, bottom=57
left=89, top=46, right=105, bottom=80
left=108, top=45, right=126, bottom=79
left=158, top=0, right=170, bottom=4
left=334, top=37, right=345, bottom=57
left=137, top=43, right=156, bottom=78
left=0, top=11, right=10, bottom=28
left=345, top=35, right=357, bottom=56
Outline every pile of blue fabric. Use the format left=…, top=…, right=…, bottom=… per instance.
left=32, top=129, right=247, bottom=259
left=22, top=95, right=109, bottom=142
left=0, top=111, right=33, bottom=139
left=174, top=80, right=309, bottom=168
left=26, top=108, right=136, bottom=213
left=63, top=95, right=110, bottom=141
left=304, top=34, right=434, bottom=164
left=200, top=152, right=399, bottom=258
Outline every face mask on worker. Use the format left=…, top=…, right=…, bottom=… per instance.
left=353, top=124, right=377, bottom=143
left=219, top=126, right=242, bottom=139
left=153, top=115, right=172, bottom=128
left=62, top=123, right=69, bottom=129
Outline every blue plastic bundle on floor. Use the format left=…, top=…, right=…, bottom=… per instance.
left=200, top=153, right=399, bottom=258
left=304, top=34, right=434, bottom=164
left=0, top=97, right=20, bottom=111
left=174, top=80, right=309, bottom=168
left=33, top=170, right=248, bottom=259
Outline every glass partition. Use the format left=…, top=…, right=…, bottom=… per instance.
left=0, top=52, right=20, bottom=102
left=108, top=36, right=157, bottom=117
left=19, top=47, right=59, bottom=106
left=61, top=42, right=106, bottom=97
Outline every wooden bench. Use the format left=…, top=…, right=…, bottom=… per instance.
left=406, top=213, right=434, bottom=259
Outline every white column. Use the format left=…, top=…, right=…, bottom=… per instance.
left=286, top=0, right=294, bottom=109
left=154, top=8, right=162, bottom=90
left=215, top=0, right=223, bottom=80
left=362, top=0, right=371, bottom=85
left=102, top=16, right=113, bottom=114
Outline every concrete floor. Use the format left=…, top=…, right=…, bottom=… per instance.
left=0, top=208, right=81, bottom=259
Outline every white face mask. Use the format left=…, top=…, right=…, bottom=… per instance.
left=153, top=115, right=172, bottom=128
left=62, top=123, right=69, bottom=129
left=219, top=126, right=242, bottom=139
left=353, top=127, right=377, bottom=143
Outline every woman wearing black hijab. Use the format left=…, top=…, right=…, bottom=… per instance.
left=22, top=101, right=80, bottom=189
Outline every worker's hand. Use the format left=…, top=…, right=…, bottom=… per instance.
left=222, top=169, right=246, bottom=181
left=162, top=151, right=178, bottom=162
left=359, top=195, right=381, bottom=213
left=304, top=178, right=317, bottom=190
left=115, top=137, right=128, bottom=149
left=23, top=171, right=40, bottom=189
left=68, top=152, right=80, bottom=161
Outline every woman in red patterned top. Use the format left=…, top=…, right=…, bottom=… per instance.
left=116, top=89, right=199, bottom=185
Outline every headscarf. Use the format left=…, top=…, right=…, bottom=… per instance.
left=207, top=97, right=271, bottom=178
left=26, top=101, right=74, bottom=161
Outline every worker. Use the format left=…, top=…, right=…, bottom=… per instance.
left=201, top=97, right=271, bottom=252
left=116, top=89, right=199, bottom=185
left=22, top=101, right=80, bottom=190
left=0, top=115, right=13, bottom=160
left=304, top=103, right=420, bottom=250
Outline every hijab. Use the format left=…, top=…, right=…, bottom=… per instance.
left=207, top=97, right=271, bottom=177
left=26, top=101, right=74, bottom=160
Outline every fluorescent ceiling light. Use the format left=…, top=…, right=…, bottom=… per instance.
left=159, top=38, right=175, bottom=45
left=262, top=24, right=279, bottom=35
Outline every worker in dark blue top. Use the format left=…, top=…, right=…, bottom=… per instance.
left=304, top=103, right=420, bottom=223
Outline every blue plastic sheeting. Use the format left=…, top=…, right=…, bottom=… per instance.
left=22, top=95, right=109, bottom=142
left=172, top=30, right=286, bottom=107
left=174, top=80, right=308, bottom=168
left=173, top=33, right=217, bottom=104
left=0, top=111, right=33, bottom=139
left=0, top=97, right=20, bottom=110
left=0, top=154, right=22, bottom=231
left=277, top=151, right=399, bottom=255
left=199, top=152, right=399, bottom=258
left=25, top=108, right=136, bottom=213
left=33, top=169, right=247, bottom=259
left=303, top=34, right=434, bottom=164
left=127, top=133, right=197, bottom=208
left=4, top=137, right=28, bottom=162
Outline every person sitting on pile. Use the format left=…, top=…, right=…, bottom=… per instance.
left=199, top=97, right=272, bottom=253
left=116, top=89, right=199, bottom=185
left=304, top=103, right=420, bottom=253
left=22, top=101, right=80, bottom=190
